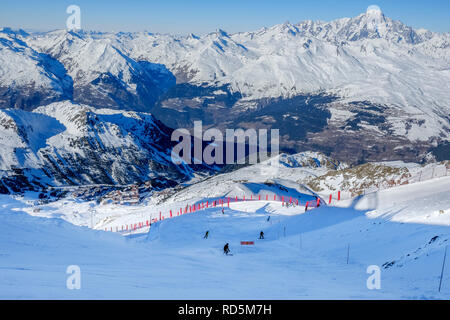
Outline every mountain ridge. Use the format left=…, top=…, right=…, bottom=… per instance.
left=0, top=8, right=449, bottom=166
left=0, top=100, right=214, bottom=193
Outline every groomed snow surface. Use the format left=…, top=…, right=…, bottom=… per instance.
left=1, top=176, right=450, bottom=299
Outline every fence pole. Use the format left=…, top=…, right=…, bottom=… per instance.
left=346, top=244, right=350, bottom=264
left=439, top=246, right=448, bottom=292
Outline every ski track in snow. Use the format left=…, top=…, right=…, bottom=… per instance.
left=0, top=176, right=449, bottom=299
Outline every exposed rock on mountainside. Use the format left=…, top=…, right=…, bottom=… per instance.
left=307, top=160, right=450, bottom=197
left=0, top=101, right=212, bottom=194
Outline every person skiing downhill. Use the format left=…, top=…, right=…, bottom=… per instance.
left=259, top=231, right=264, bottom=239
left=223, top=243, right=230, bottom=255
left=204, top=231, right=209, bottom=239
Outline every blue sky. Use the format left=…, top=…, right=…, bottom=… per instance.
left=1, top=0, right=449, bottom=35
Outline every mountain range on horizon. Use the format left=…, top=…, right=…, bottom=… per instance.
left=0, top=7, right=449, bottom=192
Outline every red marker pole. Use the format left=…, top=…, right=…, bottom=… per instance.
left=338, top=191, right=341, bottom=201
left=329, top=194, right=332, bottom=204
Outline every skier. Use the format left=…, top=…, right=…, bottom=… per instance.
left=223, top=243, right=230, bottom=255
left=204, top=231, right=209, bottom=239
left=259, top=231, right=264, bottom=239
left=222, top=208, right=224, bottom=214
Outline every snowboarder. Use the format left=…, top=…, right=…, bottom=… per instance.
left=259, top=231, right=264, bottom=239
left=223, top=243, right=230, bottom=255
left=204, top=231, right=209, bottom=239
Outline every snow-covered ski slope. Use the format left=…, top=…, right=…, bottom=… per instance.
left=1, top=175, right=449, bottom=299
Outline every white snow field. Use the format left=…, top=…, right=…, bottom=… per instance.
left=0, top=176, right=449, bottom=299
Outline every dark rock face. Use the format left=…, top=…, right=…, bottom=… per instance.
left=0, top=167, right=46, bottom=194
left=39, top=114, right=188, bottom=186
left=0, top=104, right=216, bottom=194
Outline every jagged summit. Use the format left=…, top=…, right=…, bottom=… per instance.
left=366, top=4, right=383, bottom=16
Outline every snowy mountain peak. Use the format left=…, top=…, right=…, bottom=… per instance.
left=216, top=29, right=230, bottom=37
left=365, top=4, right=383, bottom=17
left=363, top=5, right=386, bottom=30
